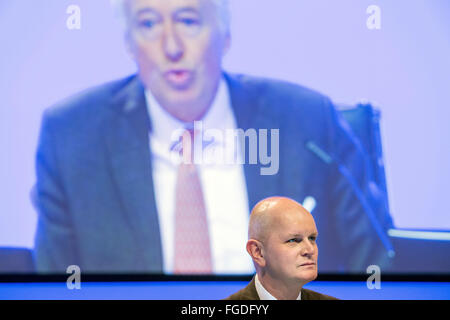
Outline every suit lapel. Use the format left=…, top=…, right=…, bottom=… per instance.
left=225, top=73, right=282, bottom=210
left=104, top=76, right=163, bottom=272
left=244, top=276, right=261, bottom=300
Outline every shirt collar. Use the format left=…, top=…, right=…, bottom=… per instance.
left=255, top=274, right=302, bottom=300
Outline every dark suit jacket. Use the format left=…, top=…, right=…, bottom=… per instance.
left=225, top=276, right=338, bottom=300
left=33, top=73, right=394, bottom=273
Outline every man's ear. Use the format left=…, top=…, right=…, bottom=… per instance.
left=246, top=239, right=265, bottom=268
left=222, top=33, right=231, bottom=56
left=124, top=31, right=136, bottom=60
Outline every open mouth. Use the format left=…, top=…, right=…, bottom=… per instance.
left=164, top=69, right=194, bottom=89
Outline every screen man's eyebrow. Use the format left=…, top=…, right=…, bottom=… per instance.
left=135, top=7, right=159, bottom=17
left=134, top=7, right=200, bottom=19
left=173, top=7, right=201, bottom=16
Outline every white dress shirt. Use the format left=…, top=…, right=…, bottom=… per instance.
left=145, top=78, right=255, bottom=274
left=255, top=274, right=302, bottom=300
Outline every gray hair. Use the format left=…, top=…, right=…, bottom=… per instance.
left=111, top=0, right=231, bottom=34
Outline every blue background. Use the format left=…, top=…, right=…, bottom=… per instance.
left=1, top=281, right=449, bottom=300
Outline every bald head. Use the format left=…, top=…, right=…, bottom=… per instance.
left=248, top=197, right=314, bottom=243
left=246, top=197, right=319, bottom=297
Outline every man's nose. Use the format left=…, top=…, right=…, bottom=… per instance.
left=300, top=240, right=316, bottom=256
left=162, top=23, right=184, bottom=62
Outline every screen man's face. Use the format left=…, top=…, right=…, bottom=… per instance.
left=125, top=0, right=229, bottom=113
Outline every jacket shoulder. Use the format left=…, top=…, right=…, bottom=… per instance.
left=301, top=288, right=339, bottom=300
left=226, top=73, right=332, bottom=109
left=224, top=289, right=248, bottom=300
left=42, top=75, right=136, bottom=125
left=224, top=278, right=259, bottom=300
left=225, top=73, right=337, bottom=149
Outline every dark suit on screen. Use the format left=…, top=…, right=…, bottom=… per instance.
left=33, top=73, right=394, bottom=273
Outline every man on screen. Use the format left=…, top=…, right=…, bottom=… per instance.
left=226, top=197, right=337, bottom=300
left=33, top=0, right=394, bottom=274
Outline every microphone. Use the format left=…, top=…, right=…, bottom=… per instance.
left=306, top=140, right=395, bottom=258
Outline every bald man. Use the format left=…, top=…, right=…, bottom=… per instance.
left=226, top=197, right=338, bottom=300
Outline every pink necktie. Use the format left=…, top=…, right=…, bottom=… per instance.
left=173, top=129, right=213, bottom=274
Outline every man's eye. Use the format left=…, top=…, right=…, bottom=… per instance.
left=309, top=236, right=317, bottom=241
left=139, top=20, right=156, bottom=29
left=179, top=18, right=199, bottom=26
left=287, top=238, right=300, bottom=243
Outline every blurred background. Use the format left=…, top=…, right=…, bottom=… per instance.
left=0, top=0, right=449, bottom=274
